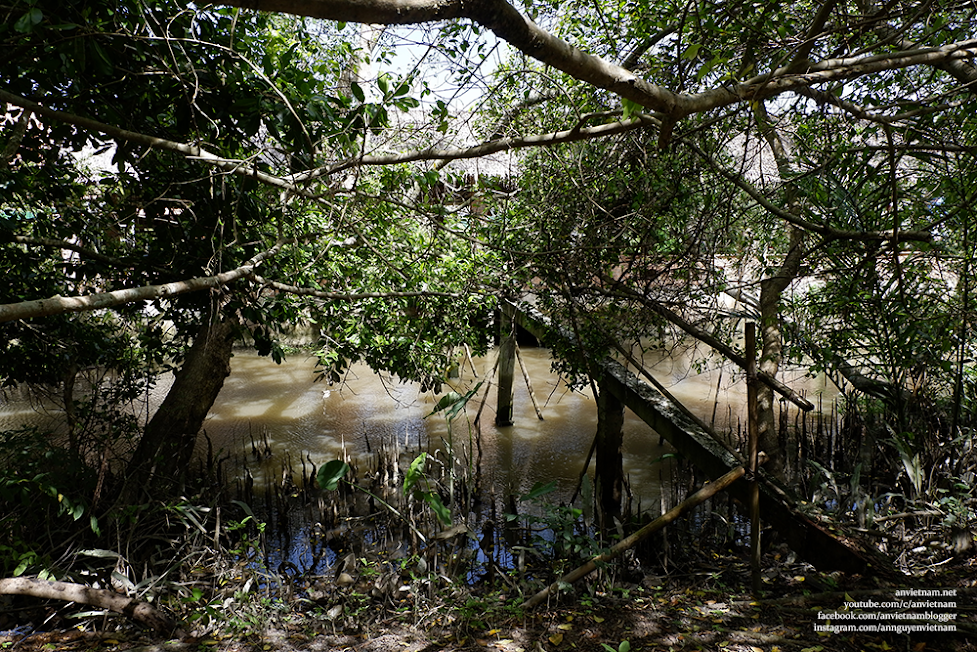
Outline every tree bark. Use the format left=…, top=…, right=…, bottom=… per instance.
left=0, top=239, right=285, bottom=324
left=0, top=577, right=182, bottom=636
left=752, top=100, right=807, bottom=481
left=125, top=316, right=238, bottom=496
left=756, top=230, right=805, bottom=480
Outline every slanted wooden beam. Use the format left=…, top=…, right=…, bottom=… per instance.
left=505, top=300, right=894, bottom=576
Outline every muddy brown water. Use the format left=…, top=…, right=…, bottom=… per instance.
left=1, top=345, right=835, bottom=577
left=0, top=345, right=836, bottom=502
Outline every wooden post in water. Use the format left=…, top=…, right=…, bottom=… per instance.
left=595, top=379, right=625, bottom=522
left=496, top=333, right=516, bottom=427
left=746, top=321, right=762, bottom=596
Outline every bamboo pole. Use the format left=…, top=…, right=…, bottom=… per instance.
left=520, top=463, right=749, bottom=610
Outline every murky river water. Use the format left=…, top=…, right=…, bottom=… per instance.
left=0, top=343, right=833, bottom=507
left=205, top=346, right=671, bottom=507
left=1, top=343, right=836, bottom=577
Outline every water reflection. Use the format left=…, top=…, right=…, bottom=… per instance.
left=203, top=347, right=672, bottom=508
left=0, top=343, right=834, bottom=508
left=1, top=343, right=838, bottom=579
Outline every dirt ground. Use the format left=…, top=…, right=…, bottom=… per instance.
left=4, top=554, right=976, bottom=652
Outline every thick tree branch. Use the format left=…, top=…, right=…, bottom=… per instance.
left=219, top=0, right=977, bottom=120
left=0, top=242, right=286, bottom=323
left=0, top=577, right=182, bottom=636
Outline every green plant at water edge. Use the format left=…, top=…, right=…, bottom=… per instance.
left=507, top=481, right=605, bottom=573
left=601, top=641, right=631, bottom=652
left=403, top=452, right=451, bottom=526
left=317, top=456, right=449, bottom=541
left=427, top=381, right=483, bottom=514
left=0, top=427, right=101, bottom=577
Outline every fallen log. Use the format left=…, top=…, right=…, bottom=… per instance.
left=521, top=463, right=748, bottom=610
left=0, top=577, right=183, bottom=637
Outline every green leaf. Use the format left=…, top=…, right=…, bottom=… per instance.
left=403, top=452, right=428, bottom=494
left=317, top=459, right=350, bottom=491
left=13, top=559, right=29, bottom=576
left=682, top=43, right=701, bottom=60
left=351, top=82, right=365, bottom=103
left=621, top=98, right=643, bottom=120
left=520, top=480, right=557, bottom=502
left=427, top=382, right=482, bottom=421
left=15, top=8, right=43, bottom=33
left=424, top=491, right=451, bottom=526
left=429, top=391, right=463, bottom=415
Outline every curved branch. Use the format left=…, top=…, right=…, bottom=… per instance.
left=10, top=236, right=130, bottom=268
left=0, top=89, right=304, bottom=196
left=794, top=85, right=971, bottom=124
left=291, top=113, right=660, bottom=181
left=220, top=0, right=977, bottom=120
left=250, top=274, right=468, bottom=300
left=686, top=141, right=933, bottom=244
left=0, top=576, right=182, bottom=636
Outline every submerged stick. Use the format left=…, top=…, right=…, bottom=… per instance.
left=463, top=343, right=479, bottom=378
left=515, top=344, right=544, bottom=420
left=520, top=463, right=749, bottom=610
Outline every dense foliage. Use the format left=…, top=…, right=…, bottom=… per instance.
left=1, top=0, right=976, bottom=633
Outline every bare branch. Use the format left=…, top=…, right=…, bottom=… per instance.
left=0, top=89, right=306, bottom=196
left=595, top=278, right=815, bottom=411
left=794, top=85, right=972, bottom=124
left=250, top=274, right=467, bottom=300
left=789, top=0, right=840, bottom=70
left=291, top=113, right=660, bottom=181
left=686, top=141, right=933, bottom=244
left=10, top=235, right=131, bottom=268
left=0, top=577, right=181, bottom=636
left=0, top=242, right=286, bottom=323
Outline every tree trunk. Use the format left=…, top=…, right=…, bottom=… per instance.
left=126, top=316, right=237, bottom=497
left=756, top=229, right=805, bottom=480
left=753, top=100, right=807, bottom=481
